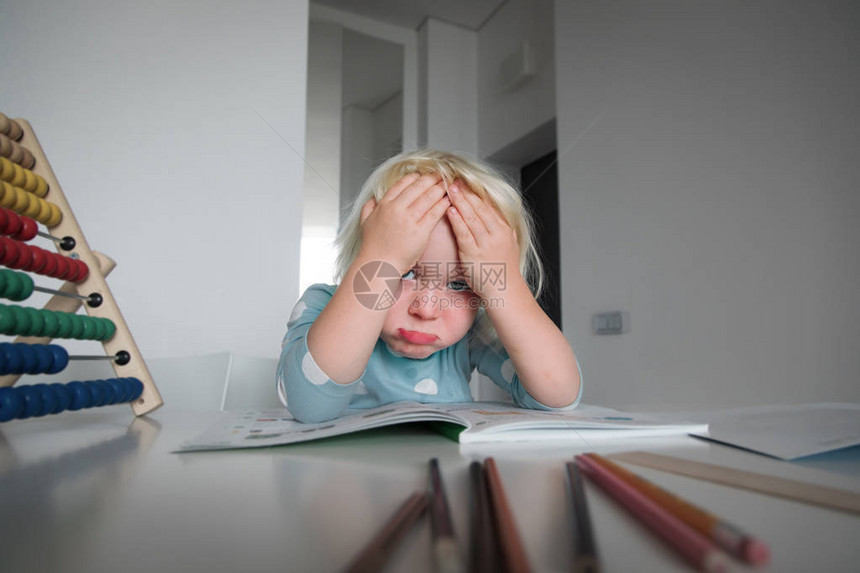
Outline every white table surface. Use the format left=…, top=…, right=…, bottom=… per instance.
left=1, top=405, right=859, bottom=573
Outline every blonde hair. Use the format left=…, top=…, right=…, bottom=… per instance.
left=335, top=149, right=545, bottom=338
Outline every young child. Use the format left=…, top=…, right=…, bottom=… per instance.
left=278, top=149, right=582, bottom=423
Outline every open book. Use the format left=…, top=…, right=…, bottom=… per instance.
left=176, top=401, right=708, bottom=452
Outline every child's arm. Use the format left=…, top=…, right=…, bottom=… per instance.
left=306, top=173, right=451, bottom=383
left=446, top=184, right=581, bottom=408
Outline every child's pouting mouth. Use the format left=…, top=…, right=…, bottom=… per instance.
left=398, top=328, right=438, bottom=344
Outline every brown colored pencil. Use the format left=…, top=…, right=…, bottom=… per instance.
left=483, top=457, right=533, bottom=573
left=586, top=453, right=769, bottom=565
left=428, top=458, right=466, bottom=573
left=565, top=461, right=601, bottom=573
left=469, top=460, right=499, bottom=573
left=344, top=490, right=427, bottom=573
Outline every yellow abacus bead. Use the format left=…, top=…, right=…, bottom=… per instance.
left=23, top=194, right=42, bottom=219
left=12, top=187, right=30, bottom=212
left=10, top=163, right=26, bottom=189
left=22, top=169, right=37, bottom=193
left=0, top=157, right=10, bottom=179
left=34, top=175, right=48, bottom=197
left=45, top=202, right=62, bottom=227
left=0, top=182, right=13, bottom=208
left=36, top=199, right=52, bottom=223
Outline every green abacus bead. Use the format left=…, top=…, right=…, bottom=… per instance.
left=0, top=270, right=21, bottom=301
left=69, top=314, right=85, bottom=339
left=102, top=318, right=116, bottom=341
left=0, top=304, right=15, bottom=334
left=91, top=318, right=106, bottom=340
left=40, top=310, right=59, bottom=338
left=81, top=318, right=97, bottom=340
left=8, top=272, right=34, bottom=302
left=10, top=306, right=30, bottom=336
left=55, top=312, right=73, bottom=338
left=24, top=307, right=44, bottom=336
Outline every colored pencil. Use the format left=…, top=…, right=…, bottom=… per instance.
left=565, top=461, right=601, bottom=573
left=469, top=461, right=499, bottom=573
left=483, top=457, right=533, bottom=573
left=344, top=490, right=427, bottom=573
left=610, top=450, right=860, bottom=515
left=428, top=458, right=466, bottom=573
left=585, top=453, right=769, bottom=565
left=575, top=455, right=729, bottom=573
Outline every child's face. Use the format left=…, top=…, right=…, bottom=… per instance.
left=380, top=219, right=480, bottom=359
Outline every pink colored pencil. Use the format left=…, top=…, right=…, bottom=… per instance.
left=575, top=455, right=729, bottom=573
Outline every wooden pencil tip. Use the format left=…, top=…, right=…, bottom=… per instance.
left=742, top=539, right=771, bottom=566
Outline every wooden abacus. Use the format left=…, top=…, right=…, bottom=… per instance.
left=0, top=112, right=162, bottom=420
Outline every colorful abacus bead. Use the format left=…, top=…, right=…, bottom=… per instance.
left=0, top=378, right=145, bottom=421
left=0, top=342, right=69, bottom=375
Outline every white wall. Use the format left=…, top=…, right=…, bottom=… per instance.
left=555, top=0, right=860, bottom=408
left=302, top=21, right=342, bottom=290
left=477, top=0, right=556, bottom=160
left=419, top=19, right=479, bottom=155
left=0, top=0, right=308, bottom=360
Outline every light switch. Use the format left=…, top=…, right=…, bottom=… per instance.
left=593, top=311, right=626, bottom=335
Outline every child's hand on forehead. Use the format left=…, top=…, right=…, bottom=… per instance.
left=357, top=172, right=451, bottom=274
left=445, top=181, right=521, bottom=299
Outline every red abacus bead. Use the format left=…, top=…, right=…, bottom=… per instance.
left=8, top=242, right=33, bottom=270
left=40, top=249, right=58, bottom=276
left=11, top=217, right=38, bottom=242
left=64, top=259, right=82, bottom=282
left=72, top=259, right=89, bottom=282
left=29, top=246, right=48, bottom=273
left=0, top=209, right=8, bottom=234
left=0, top=237, right=20, bottom=266
left=3, top=211, right=22, bottom=237
left=53, top=255, right=73, bottom=280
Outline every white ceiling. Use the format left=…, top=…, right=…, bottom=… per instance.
left=313, top=0, right=506, bottom=31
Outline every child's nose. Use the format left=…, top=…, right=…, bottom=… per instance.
left=408, top=287, right=442, bottom=319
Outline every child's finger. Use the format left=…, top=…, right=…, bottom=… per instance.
left=445, top=204, right=478, bottom=250
left=359, top=197, right=377, bottom=223
left=417, top=194, right=451, bottom=226
left=460, top=187, right=501, bottom=232
left=447, top=184, right=489, bottom=238
left=397, top=172, right=443, bottom=206
left=408, top=180, right=447, bottom=217
left=382, top=172, right=422, bottom=202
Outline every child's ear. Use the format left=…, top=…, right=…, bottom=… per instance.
left=360, top=198, right=377, bottom=223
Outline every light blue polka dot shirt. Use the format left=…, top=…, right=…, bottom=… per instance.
left=278, top=284, right=582, bottom=423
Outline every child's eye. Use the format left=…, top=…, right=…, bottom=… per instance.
left=447, top=280, right=470, bottom=292
left=401, top=269, right=416, bottom=280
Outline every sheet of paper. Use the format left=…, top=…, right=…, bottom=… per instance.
left=691, top=402, right=860, bottom=460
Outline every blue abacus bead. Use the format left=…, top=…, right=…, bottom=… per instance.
left=15, top=343, right=37, bottom=375
left=0, top=342, right=23, bottom=375
left=46, top=345, right=69, bottom=374
left=32, top=345, right=53, bottom=375
left=33, top=383, right=57, bottom=416
left=84, top=380, right=106, bottom=407
left=18, top=385, right=43, bottom=419
left=50, top=382, right=71, bottom=413
left=0, top=387, right=24, bottom=422
left=97, top=379, right=116, bottom=404
left=106, top=378, right=124, bottom=403
left=0, top=343, right=12, bottom=375
left=67, top=381, right=92, bottom=411
left=126, top=378, right=144, bottom=401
